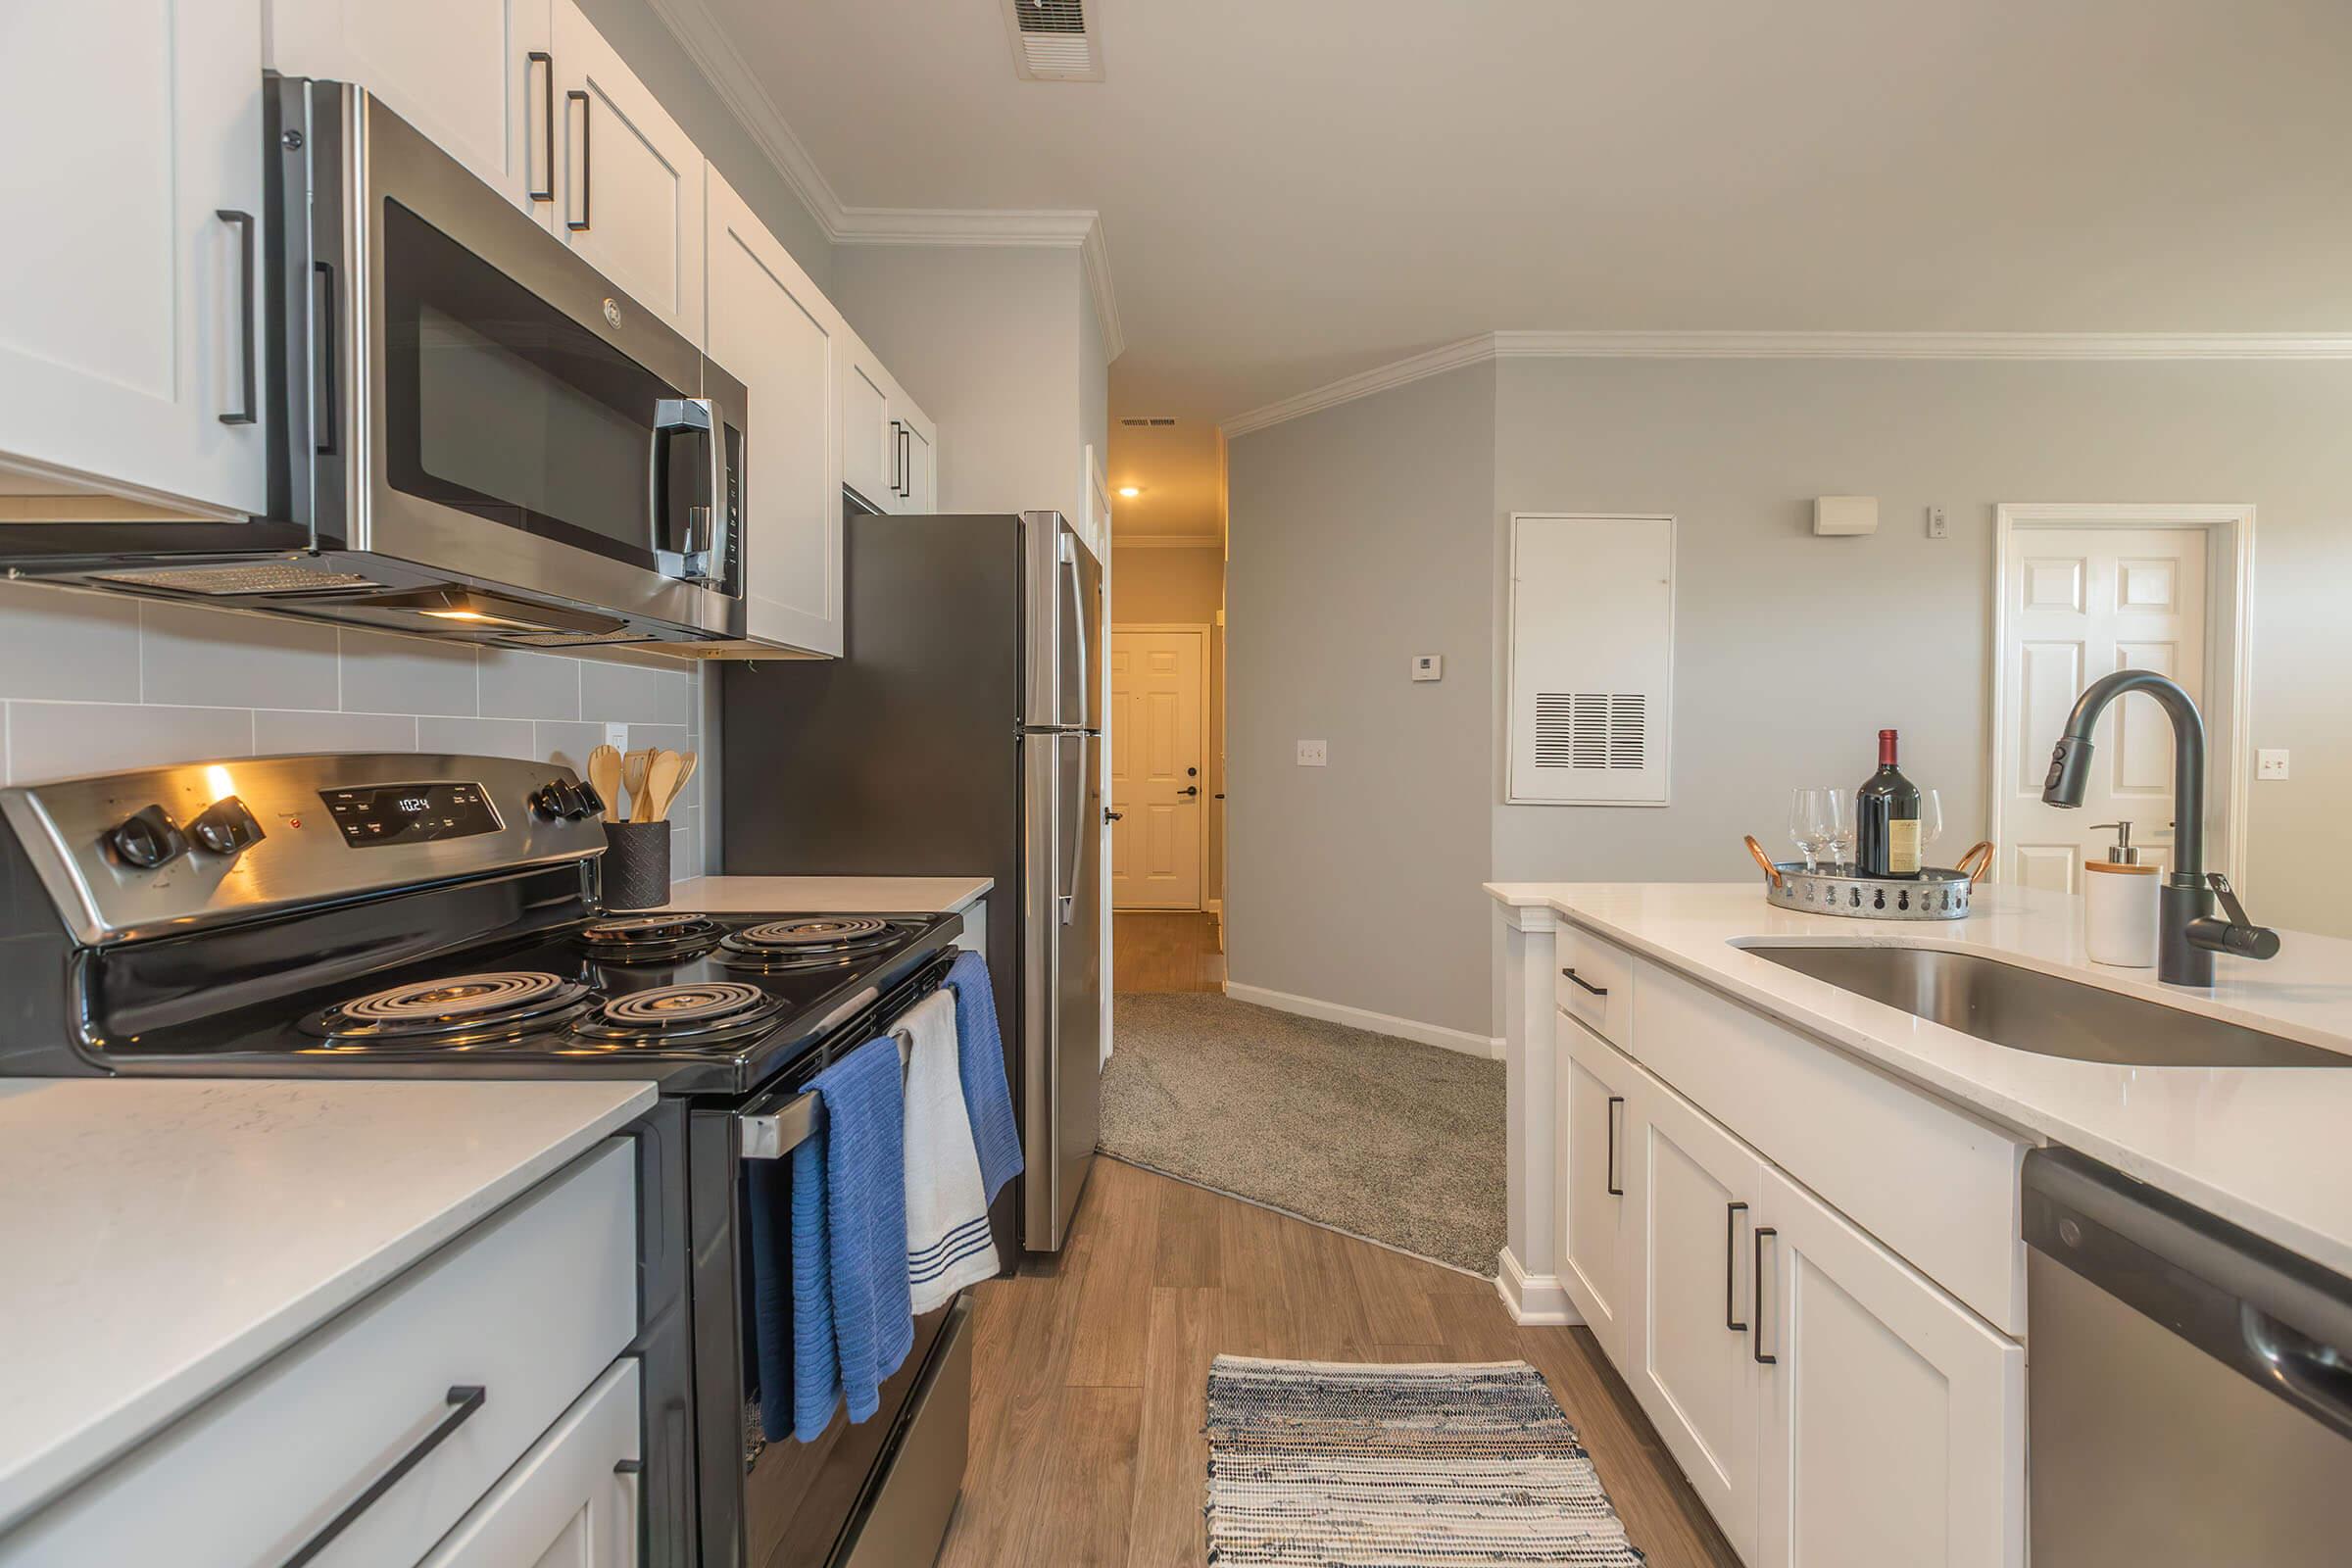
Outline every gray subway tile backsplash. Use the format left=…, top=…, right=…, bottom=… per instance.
left=418, top=714, right=536, bottom=758
left=0, top=582, right=139, bottom=701
left=141, top=600, right=340, bottom=711
left=479, top=648, right=582, bottom=721
left=337, top=629, right=479, bottom=717
left=254, top=709, right=419, bottom=756
left=8, top=702, right=253, bottom=785
left=580, top=660, right=689, bottom=725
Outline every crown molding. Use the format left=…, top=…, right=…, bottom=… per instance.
left=1109, top=533, right=1223, bottom=549
left=646, top=0, right=1123, bottom=361
left=1222, top=329, right=2352, bottom=438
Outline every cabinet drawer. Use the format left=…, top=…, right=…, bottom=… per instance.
left=6, top=1140, right=637, bottom=1567
left=1637, top=966, right=2028, bottom=1336
left=1555, top=925, right=1635, bottom=1046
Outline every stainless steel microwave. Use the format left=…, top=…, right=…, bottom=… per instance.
left=0, top=78, right=747, bottom=650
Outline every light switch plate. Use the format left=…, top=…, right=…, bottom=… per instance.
left=1926, top=506, right=1947, bottom=539
left=2258, top=749, right=2290, bottom=780
left=1297, top=739, right=1328, bottom=766
left=1411, top=655, right=1443, bottom=682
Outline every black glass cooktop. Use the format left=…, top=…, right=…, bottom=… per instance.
left=87, top=911, right=963, bottom=1097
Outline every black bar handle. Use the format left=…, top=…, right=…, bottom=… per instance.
left=313, top=262, right=338, bottom=457
left=1753, top=1229, right=1778, bottom=1364
left=281, top=1385, right=486, bottom=1567
left=525, top=51, right=555, bottom=202
left=1562, top=967, right=1609, bottom=998
left=889, top=419, right=905, bottom=496
left=565, top=89, right=592, bottom=231
left=217, top=210, right=257, bottom=425
left=1726, top=1200, right=1749, bottom=1332
left=1604, top=1095, right=1624, bottom=1197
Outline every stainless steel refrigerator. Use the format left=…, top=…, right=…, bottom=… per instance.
left=718, top=510, right=1103, bottom=1253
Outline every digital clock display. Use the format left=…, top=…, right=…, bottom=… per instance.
left=318, top=782, right=502, bottom=848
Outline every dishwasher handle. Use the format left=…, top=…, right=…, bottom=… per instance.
left=2025, top=1146, right=2352, bottom=1442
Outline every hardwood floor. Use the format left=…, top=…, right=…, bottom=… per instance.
left=938, top=1158, right=1740, bottom=1568
left=1111, top=910, right=1225, bottom=994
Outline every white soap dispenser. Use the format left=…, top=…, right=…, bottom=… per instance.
left=2083, top=820, right=2160, bottom=967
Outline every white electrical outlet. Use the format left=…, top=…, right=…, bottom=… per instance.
left=2258, top=749, right=2290, bottom=780
left=1411, top=655, right=1443, bottom=682
left=1297, top=739, right=1328, bottom=767
left=605, top=722, right=629, bottom=751
left=1926, top=506, right=1947, bottom=539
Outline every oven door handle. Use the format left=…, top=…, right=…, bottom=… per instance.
left=736, top=984, right=879, bottom=1160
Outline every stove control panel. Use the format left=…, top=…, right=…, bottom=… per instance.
left=319, top=781, right=501, bottom=847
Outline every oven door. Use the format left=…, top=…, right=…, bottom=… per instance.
left=283, top=77, right=746, bottom=639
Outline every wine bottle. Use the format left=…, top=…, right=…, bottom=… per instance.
left=1856, top=728, right=1922, bottom=878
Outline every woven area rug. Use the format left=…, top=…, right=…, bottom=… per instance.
left=1100, top=993, right=1504, bottom=1273
left=1203, top=1356, right=1643, bottom=1566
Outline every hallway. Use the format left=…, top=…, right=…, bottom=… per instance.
left=1111, top=910, right=1224, bottom=994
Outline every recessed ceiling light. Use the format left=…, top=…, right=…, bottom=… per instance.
left=1117, top=486, right=1142, bottom=499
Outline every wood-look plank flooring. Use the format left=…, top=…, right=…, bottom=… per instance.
left=939, top=1158, right=1740, bottom=1568
left=1111, top=911, right=1225, bottom=994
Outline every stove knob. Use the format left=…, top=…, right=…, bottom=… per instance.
left=571, top=782, right=606, bottom=820
left=529, top=783, right=567, bottom=821
left=190, top=794, right=266, bottom=857
left=108, top=804, right=189, bottom=870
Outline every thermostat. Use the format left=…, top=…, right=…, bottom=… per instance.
left=1411, top=655, right=1443, bottom=682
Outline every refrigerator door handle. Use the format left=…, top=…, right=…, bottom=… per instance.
left=1058, top=734, right=1085, bottom=925
left=1058, top=531, right=1089, bottom=731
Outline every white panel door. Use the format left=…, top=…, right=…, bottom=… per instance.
left=1555, top=1012, right=1640, bottom=1364
left=705, top=167, right=841, bottom=655
left=550, top=0, right=704, bottom=345
left=1999, top=525, right=2207, bottom=892
left=0, top=0, right=267, bottom=514
left=841, top=354, right=893, bottom=508
left=267, top=0, right=555, bottom=220
left=1109, top=629, right=1204, bottom=909
left=1628, top=1083, right=1764, bottom=1562
left=1755, top=1166, right=2026, bottom=1568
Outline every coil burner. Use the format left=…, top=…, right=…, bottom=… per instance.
left=571, top=980, right=787, bottom=1048
left=717, top=916, right=899, bottom=971
left=579, top=910, right=723, bottom=962
left=301, top=971, right=595, bottom=1049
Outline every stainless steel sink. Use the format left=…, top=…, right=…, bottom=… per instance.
left=1742, top=945, right=2348, bottom=1068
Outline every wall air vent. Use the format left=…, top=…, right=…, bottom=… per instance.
left=1534, top=693, right=1647, bottom=770
left=1507, top=514, right=1676, bottom=807
left=1119, top=416, right=1178, bottom=427
left=1003, top=0, right=1103, bottom=81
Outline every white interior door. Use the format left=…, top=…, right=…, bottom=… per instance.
left=1109, top=628, right=1204, bottom=909
left=1998, top=525, right=2208, bottom=892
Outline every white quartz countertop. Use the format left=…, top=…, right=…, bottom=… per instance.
left=656, top=875, right=991, bottom=915
left=0, top=1077, right=655, bottom=1532
left=1487, top=880, right=2352, bottom=1277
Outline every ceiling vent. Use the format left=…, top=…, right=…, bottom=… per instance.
left=1119, top=416, right=1178, bottom=427
left=1003, top=0, right=1102, bottom=81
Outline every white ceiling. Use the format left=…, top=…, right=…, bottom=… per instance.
left=695, top=0, right=2352, bottom=504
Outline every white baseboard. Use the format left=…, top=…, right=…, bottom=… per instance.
left=1496, top=1248, right=1579, bottom=1326
left=1221, top=981, right=1503, bottom=1059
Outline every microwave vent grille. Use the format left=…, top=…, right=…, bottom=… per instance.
left=88, top=563, right=384, bottom=596
left=495, top=628, right=663, bottom=648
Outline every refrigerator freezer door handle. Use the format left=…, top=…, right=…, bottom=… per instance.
left=1059, top=531, right=1089, bottom=731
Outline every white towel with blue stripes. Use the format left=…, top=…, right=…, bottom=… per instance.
left=897, top=988, right=1000, bottom=1311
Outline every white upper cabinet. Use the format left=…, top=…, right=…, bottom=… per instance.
left=266, top=0, right=557, bottom=220
left=705, top=167, right=842, bottom=655
left=0, top=0, right=268, bottom=514
left=549, top=0, right=704, bottom=346
left=839, top=337, right=937, bottom=516
left=903, top=418, right=935, bottom=512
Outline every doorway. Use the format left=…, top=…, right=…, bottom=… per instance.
left=1109, top=624, right=1209, bottom=909
left=1989, top=504, right=2254, bottom=892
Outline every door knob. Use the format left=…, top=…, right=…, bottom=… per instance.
left=1178, top=786, right=1200, bottom=798
left=1104, top=808, right=1124, bottom=823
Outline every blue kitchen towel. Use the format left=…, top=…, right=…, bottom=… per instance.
left=946, top=950, right=1023, bottom=1202
left=769, top=1035, right=916, bottom=1443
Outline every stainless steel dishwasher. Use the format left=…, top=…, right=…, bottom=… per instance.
left=2024, top=1148, right=2352, bottom=1564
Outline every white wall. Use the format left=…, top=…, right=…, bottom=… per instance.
left=1226, top=355, right=2352, bottom=1039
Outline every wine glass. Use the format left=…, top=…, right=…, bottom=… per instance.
left=1823, top=788, right=1856, bottom=874
left=1789, top=788, right=1836, bottom=873
left=1917, top=789, right=1944, bottom=867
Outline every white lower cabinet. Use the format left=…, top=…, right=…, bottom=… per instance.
left=421, top=1358, right=642, bottom=1568
left=1752, top=1166, right=2025, bottom=1568
left=1627, top=1078, right=1765, bottom=1566
left=1555, top=1011, right=1639, bottom=1363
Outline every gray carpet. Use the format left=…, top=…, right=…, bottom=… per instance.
left=1100, top=993, right=1506, bottom=1274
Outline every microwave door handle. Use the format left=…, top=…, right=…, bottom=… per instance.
left=650, top=398, right=719, bottom=580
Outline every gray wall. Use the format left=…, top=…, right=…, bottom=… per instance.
left=1226, top=366, right=1497, bottom=1036
left=1227, top=356, right=2352, bottom=1038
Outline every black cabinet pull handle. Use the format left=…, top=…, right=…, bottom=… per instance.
left=313, top=262, right=339, bottom=457
left=1562, top=967, right=1609, bottom=998
left=1604, top=1095, right=1624, bottom=1197
left=281, top=1385, right=486, bottom=1567
left=565, top=89, right=592, bottom=231
left=1752, top=1229, right=1778, bottom=1364
left=1726, top=1200, right=1749, bottom=1331
left=525, top=51, right=555, bottom=202
left=216, top=210, right=257, bottom=425
left=900, top=422, right=912, bottom=496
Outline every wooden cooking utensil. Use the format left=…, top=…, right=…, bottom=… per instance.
left=665, top=751, right=698, bottom=817
left=619, top=748, right=652, bottom=821
left=636, top=750, right=683, bottom=824
left=1742, top=834, right=1785, bottom=889
left=587, top=745, right=622, bottom=824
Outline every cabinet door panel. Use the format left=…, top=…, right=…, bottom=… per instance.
left=841, top=357, right=891, bottom=508
left=0, top=0, right=266, bottom=513
left=419, top=1358, right=641, bottom=1568
left=1630, top=1083, right=1762, bottom=1560
left=551, top=1, right=704, bottom=344
left=706, top=169, right=841, bottom=654
left=1756, top=1166, right=2025, bottom=1568
left=904, top=420, right=934, bottom=512
left=267, top=0, right=553, bottom=218
left=1555, top=1010, right=1636, bottom=1363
